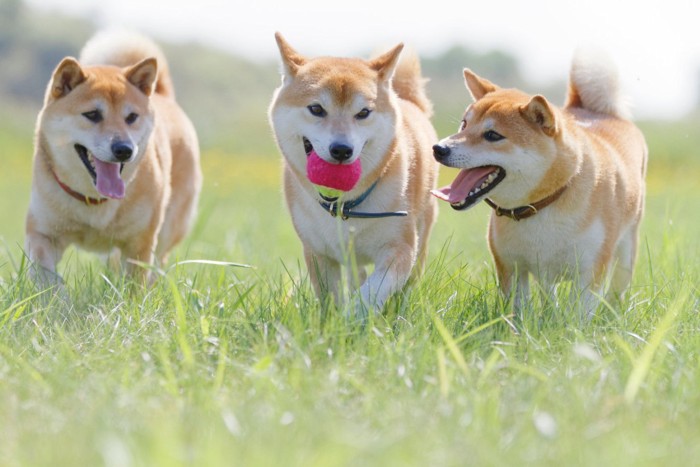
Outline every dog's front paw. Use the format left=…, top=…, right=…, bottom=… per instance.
left=345, top=286, right=388, bottom=324
left=29, top=263, right=64, bottom=289
left=344, top=293, right=377, bottom=324
left=28, top=264, right=70, bottom=304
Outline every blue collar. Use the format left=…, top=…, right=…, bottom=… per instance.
left=318, top=181, right=408, bottom=220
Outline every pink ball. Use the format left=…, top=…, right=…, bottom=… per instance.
left=306, top=150, right=362, bottom=192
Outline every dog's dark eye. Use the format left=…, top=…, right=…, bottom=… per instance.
left=307, top=104, right=327, bottom=117
left=82, top=110, right=102, bottom=123
left=483, top=130, right=505, bottom=142
left=125, top=113, right=139, bottom=125
left=355, top=108, right=372, bottom=120
left=459, top=120, right=467, bottom=131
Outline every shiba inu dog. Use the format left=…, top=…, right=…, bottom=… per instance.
left=269, top=33, right=439, bottom=313
left=432, top=50, right=647, bottom=317
left=25, top=31, right=202, bottom=285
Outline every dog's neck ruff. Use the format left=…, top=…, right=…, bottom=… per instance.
left=318, top=181, right=408, bottom=220
left=51, top=170, right=108, bottom=206
left=485, top=184, right=568, bottom=221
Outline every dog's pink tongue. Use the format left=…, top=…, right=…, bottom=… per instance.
left=93, top=158, right=125, bottom=199
left=431, top=166, right=497, bottom=203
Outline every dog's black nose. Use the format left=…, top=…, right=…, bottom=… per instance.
left=329, top=143, right=353, bottom=162
left=111, top=142, right=133, bottom=162
left=432, top=144, right=451, bottom=161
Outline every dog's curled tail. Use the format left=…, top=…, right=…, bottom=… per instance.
left=565, top=48, right=630, bottom=120
left=79, top=30, right=175, bottom=97
left=391, top=48, right=433, bottom=116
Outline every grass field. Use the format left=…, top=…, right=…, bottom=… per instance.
left=1, top=118, right=700, bottom=466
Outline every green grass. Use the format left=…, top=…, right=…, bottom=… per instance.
left=1, top=120, right=700, bottom=466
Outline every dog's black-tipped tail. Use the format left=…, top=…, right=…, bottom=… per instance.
left=78, top=29, right=175, bottom=98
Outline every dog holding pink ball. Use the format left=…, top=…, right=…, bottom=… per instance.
left=269, top=33, right=439, bottom=314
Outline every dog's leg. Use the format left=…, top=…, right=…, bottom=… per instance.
left=413, top=240, right=430, bottom=278
left=122, top=236, right=157, bottom=284
left=305, top=249, right=342, bottom=305
left=347, top=265, right=367, bottom=293
left=574, top=265, right=602, bottom=321
left=106, top=247, right=123, bottom=274
left=156, top=191, right=198, bottom=268
left=579, top=286, right=602, bottom=321
left=413, top=204, right=437, bottom=277
left=513, top=271, right=530, bottom=315
left=534, top=277, right=559, bottom=309
left=609, top=223, right=639, bottom=299
left=496, top=258, right=530, bottom=319
left=491, top=237, right=522, bottom=306
left=495, top=256, right=526, bottom=307
left=25, top=226, right=65, bottom=289
left=357, top=235, right=417, bottom=314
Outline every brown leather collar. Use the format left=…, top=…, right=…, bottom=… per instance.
left=485, top=184, right=568, bottom=221
left=52, top=171, right=108, bottom=206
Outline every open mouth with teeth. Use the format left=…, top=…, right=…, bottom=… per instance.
left=431, top=165, right=505, bottom=211
left=74, top=144, right=126, bottom=199
left=75, top=144, right=98, bottom=182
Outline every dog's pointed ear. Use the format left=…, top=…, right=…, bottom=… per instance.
left=125, top=57, right=158, bottom=96
left=49, top=57, right=86, bottom=100
left=369, top=43, right=404, bottom=82
left=463, top=68, right=499, bottom=101
left=275, top=32, right=307, bottom=79
left=520, top=95, right=558, bottom=136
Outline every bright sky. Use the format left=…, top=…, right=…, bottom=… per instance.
left=28, top=0, right=700, bottom=119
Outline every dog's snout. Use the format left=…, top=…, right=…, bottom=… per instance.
left=111, top=142, right=134, bottom=162
left=329, top=143, right=353, bottom=162
left=432, top=144, right=451, bottom=161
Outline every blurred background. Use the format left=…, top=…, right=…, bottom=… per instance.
left=4, top=0, right=700, bottom=149
left=1, top=0, right=699, bottom=273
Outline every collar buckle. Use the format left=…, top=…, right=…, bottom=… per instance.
left=486, top=185, right=566, bottom=221
left=317, top=181, right=408, bottom=220
left=51, top=170, right=109, bottom=206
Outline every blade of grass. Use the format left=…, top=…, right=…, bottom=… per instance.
left=437, top=346, right=449, bottom=397
left=0, top=289, right=48, bottom=326
left=453, top=315, right=505, bottom=345
left=432, top=314, right=469, bottom=377
left=166, top=276, right=194, bottom=368
left=167, top=259, right=252, bottom=270
left=624, top=288, right=687, bottom=404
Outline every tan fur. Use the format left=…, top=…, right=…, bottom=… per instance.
left=25, top=31, right=201, bottom=285
left=433, top=51, right=647, bottom=318
left=269, top=33, right=439, bottom=313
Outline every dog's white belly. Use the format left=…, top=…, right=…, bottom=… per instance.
left=31, top=193, right=153, bottom=252
left=290, top=195, right=399, bottom=266
left=496, top=214, right=605, bottom=283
